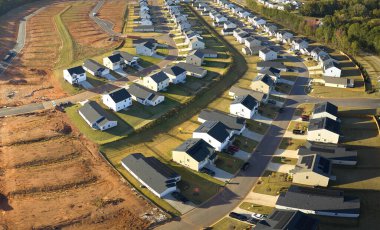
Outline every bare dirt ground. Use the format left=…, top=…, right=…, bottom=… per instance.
left=0, top=110, right=167, bottom=229
left=98, top=0, right=128, bottom=33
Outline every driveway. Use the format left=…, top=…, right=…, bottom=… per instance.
left=163, top=194, right=196, bottom=215
left=233, top=150, right=251, bottom=161
left=79, top=81, right=94, bottom=89
left=252, top=113, right=273, bottom=125
left=283, top=131, right=308, bottom=140
left=207, top=163, right=234, bottom=182
left=242, top=129, right=263, bottom=142
left=266, top=162, right=295, bottom=173
left=274, top=149, right=299, bottom=159
left=244, top=192, right=279, bottom=207
left=103, top=73, right=117, bottom=81
left=114, top=68, right=127, bottom=77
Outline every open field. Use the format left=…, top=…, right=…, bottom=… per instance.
left=98, top=0, right=128, bottom=33
left=355, top=54, right=380, bottom=94
left=0, top=110, right=163, bottom=229
left=212, top=217, right=252, bottom=230
left=253, top=171, right=292, bottom=196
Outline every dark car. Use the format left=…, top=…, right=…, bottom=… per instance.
left=229, top=212, right=248, bottom=221
left=3, top=51, right=16, bottom=62
left=247, top=218, right=260, bottom=224
left=241, top=162, right=250, bottom=171
left=200, top=167, right=215, bottom=176
left=293, top=129, right=306, bottom=135
left=267, top=99, right=276, bottom=105
left=301, top=115, right=310, bottom=121
left=172, top=192, right=188, bottom=203
left=279, top=108, right=285, bottom=113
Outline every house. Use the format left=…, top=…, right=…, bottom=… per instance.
left=143, top=71, right=170, bottom=91
left=223, top=21, right=237, bottom=30
left=113, top=51, right=139, bottom=67
left=290, top=154, right=333, bottom=187
left=312, top=102, right=338, bottom=121
left=186, top=50, right=204, bottom=66
left=276, top=185, right=360, bottom=218
left=176, top=62, right=207, bottom=78
left=254, top=210, right=319, bottom=230
left=263, top=24, right=278, bottom=34
left=127, top=83, right=164, bottom=106
left=162, top=65, right=187, bottom=84
left=300, top=47, right=314, bottom=56
left=250, top=74, right=275, bottom=94
left=253, top=17, right=266, bottom=27
left=228, top=85, right=268, bottom=103
left=172, top=138, right=217, bottom=171
left=259, top=47, right=277, bottom=61
left=322, top=76, right=354, bottom=88
left=141, top=18, right=153, bottom=26
left=311, top=47, right=327, bottom=61
left=257, top=61, right=287, bottom=71
left=323, top=61, right=342, bottom=77
left=299, top=142, right=358, bottom=166
left=239, top=11, right=250, bottom=18
left=215, top=14, right=227, bottom=23
left=230, top=95, right=259, bottom=119
left=189, top=37, right=205, bottom=50
left=233, top=28, right=245, bottom=38
left=258, top=67, right=281, bottom=83
left=319, top=54, right=336, bottom=68
left=103, top=54, right=125, bottom=70
left=292, top=38, right=308, bottom=51
left=136, top=41, right=156, bottom=56
left=193, top=121, right=233, bottom=151
left=221, top=28, right=234, bottom=35
left=133, top=25, right=155, bottom=32
left=307, top=117, right=340, bottom=144
left=102, top=88, right=132, bottom=112
left=178, top=21, right=191, bottom=31
left=121, top=153, right=181, bottom=198
left=63, top=66, right=86, bottom=85
left=242, top=45, right=264, bottom=56
left=83, top=59, right=110, bottom=77
left=245, top=36, right=261, bottom=48
left=276, top=31, right=293, bottom=43
left=198, top=109, right=246, bottom=135
left=198, top=49, right=218, bottom=58
left=235, top=31, right=250, bottom=44
left=78, top=101, right=117, bottom=131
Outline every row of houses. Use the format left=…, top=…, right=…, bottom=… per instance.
left=302, top=46, right=343, bottom=78
left=134, top=0, right=155, bottom=32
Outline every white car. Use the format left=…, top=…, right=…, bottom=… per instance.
left=251, top=213, right=265, bottom=220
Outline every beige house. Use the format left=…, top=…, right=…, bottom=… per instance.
left=250, top=74, right=275, bottom=94
left=290, top=154, right=334, bottom=187
left=172, top=138, right=217, bottom=171
left=307, top=117, right=340, bottom=144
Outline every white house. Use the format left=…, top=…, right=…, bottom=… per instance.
left=162, top=65, right=187, bottom=84
left=102, top=88, right=132, bottom=112
left=311, top=47, right=327, bottom=61
left=224, top=21, right=237, bottom=30
left=113, top=51, right=139, bottom=67
left=143, top=71, right=170, bottom=91
left=307, top=117, right=340, bottom=144
left=292, top=38, right=309, bottom=51
left=322, top=77, right=354, bottom=88
left=235, top=31, right=249, bottom=44
left=245, top=36, right=261, bottom=47
left=136, top=41, right=157, bottom=56
left=215, top=14, right=227, bottom=23
left=276, top=31, right=293, bottom=43
left=141, top=18, right=153, bottom=26
left=258, top=67, right=281, bottom=83
left=193, top=121, right=233, bottom=151
left=253, top=17, right=266, bottom=27
left=176, top=62, right=208, bottom=78
left=78, top=101, right=117, bottom=131
left=63, top=66, right=86, bottom=85
left=186, top=49, right=204, bottom=66
left=230, top=94, right=259, bottom=119
left=128, top=83, right=165, bottom=106
left=323, top=61, right=342, bottom=77
left=103, top=54, right=124, bottom=70
left=312, top=102, right=338, bottom=121
left=83, top=59, right=110, bottom=77
left=189, top=37, right=205, bottom=50
left=259, top=47, right=277, bottom=61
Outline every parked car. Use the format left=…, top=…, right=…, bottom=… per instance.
left=172, top=192, right=188, bottom=203
left=293, top=129, right=305, bottom=135
left=200, top=167, right=215, bottom=176
left=279, top=108, right=285, bottom=113
left=247, top=218, right=259, bottom=224
left=241, top=162, right=250, bottom=171
left=229, top=212, right=248, bottom=221
left=251, top=213, right=265, bottom=220
left=267, top=99, right=276, bottom=105
left=301, top=115, right=310, bottom=121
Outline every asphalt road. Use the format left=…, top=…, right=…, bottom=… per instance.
left=0, top=103, right=44, bottom=117
left=89, top=0, right=121, bottom=36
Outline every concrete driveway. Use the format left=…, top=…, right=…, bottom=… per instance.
left=252, top=113, right=273, bottom=125
left=242, top=129, right=263, bottom=142
left=114, top=68, right=127, bottom=77
left=274, top=149, right=299, bottom=158
left=206, top=164, right=234, bottom=182
left=233, top=150, right=251, bottom=161
left=103, top=74, right=117, bottom=81
left=79, top=81, right=94, bottom=89
left=244, top=192, right=279, bottom=207
left=163, top=194, right=196, bottom=214
left=266, top=162, right=295, bottom=173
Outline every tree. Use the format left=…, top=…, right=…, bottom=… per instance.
left=347, top=23, right=361, bottom=40
left=351, top=41, right=360, bottom=55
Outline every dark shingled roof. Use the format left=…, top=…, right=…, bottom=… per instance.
left=163, top=65, right=186, bottom=76
left=260, top=67, right=281, bottom=76
left=298, top=146, right=357, bottom=164
left=254, top=210, right=319, bottom=230
left=198, top=109, right=245, bottom=132
left=308, top=117, right=340, bottom=134
left=67, top=66, right=85, bottom=75
left=78, top=101, right=111, bottom=125
left=231, top=94, right=258, bottom=110
left=276, top=185, right=360, bottom=216
left=291, top=154, right=332, bottom=177
left=174, top=138, right=215, bottom=162
left=113, top=51, right=138, bottom=62
left=229, top=86, right=266, bottom=102
left=188, top=50, right=205, bottom=59
left=128, top=83, right=162, bottom=101
left=194, top=121, right=230, bottom=143
left=107, top=54, right=123, bottom=63
left=149, top=71, right=169, bottom=83
left=83, top=59, right=105, bottom=73
left=260, top=47, right=276, bottom=54
left=121, top=153, right=180, bottom=195
left=257, top=61, right=287, bottom=70
left=141, top=41, right=155, bottom=49
left=313, top=102, right=338, bottom=117
left=324, top=60, right=341, bottom=69
left=106, top=88, right=131, bottom=103
left=253, top=74, right=275, bottom=87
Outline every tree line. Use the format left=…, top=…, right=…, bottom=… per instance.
left=0, top=0, right=40, bottom=16
left=246, top=0, right=380, bottom=55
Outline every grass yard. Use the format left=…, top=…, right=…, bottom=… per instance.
left=278, top=137, right=306, bottom=150
left=212, top=217, right=252, bottom=230
left=215, top=152, right=245, bottom=174
left=239, top=202, right=275, bottom=215
left=258, top=104, right=278, bottom=119
left=233, top=135, right=258, bottom=153
left=271, top=156, right=298, bottom=165
left=287, top=121, right=308, bottom=132
left=246, top=119, right=270, bottom=135
left=207, top=96, right=232, bottom=113
left=54, top=6, right=74, bottom=68
left=253, top=171, right=292, bottom=196
left=294, top=103, right=314, bottom=116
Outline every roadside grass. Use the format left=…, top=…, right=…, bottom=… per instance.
left=215, top=152, right=245, bottom=174
left=246, top=119, right=270, bottom=135
left=355, top=54, right=380, bottom=94
left=278, top=137, right=306, bottom=150
left=212, top=217, right=252, bottom=230
left=294, top=103, right=314, bottom=116
left=287, top=121, right=308, bottom=132
left=54, top=6, right=74, bottom=68
left=258, top=103, right=278, bottom=119
left=233, top=135, right=258, bottom=153
left=271, top=156, right=298, bottom=165
left=239, top=202, right=275, bottom=215
left=253, top=171, right=292, bottom=196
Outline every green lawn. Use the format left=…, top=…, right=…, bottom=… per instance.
left=239, top=202, right=275, bottom=215
left=271, top=156, right=298, bottom=165
left=294, top=103, right=315, bottom=116
left=246, top=119, right=270, bottom=135
left=54, top=6, right=74, bottom=68
left=253, top=171, right=292, bottom=196
left=212, top=217, right=252, bottom=230
left=233, top=135, right=258, bottom=153
left=287, top=121, right=308, bottom=132
left=258, top=104, right=278, bottom=119
left=278, top=137, right=306, bottom=150
left=215, top=152, right=245, bottom=174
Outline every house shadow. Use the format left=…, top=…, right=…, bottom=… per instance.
left=0, top=194, right=13, bottom=211
left=342, top=69, right=361, bottom=77
left=339, top=62, right=356, bottom=68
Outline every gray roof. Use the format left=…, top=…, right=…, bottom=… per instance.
left=198, top=49, right=217, bottom=56
left=298, top=146, right=357, bottom=164
left=260, top=47, right=276, bottom=54
left=163, top=65, right=186, bottom=76
left=254, top=210, right=319, bottom=230
left=194, top=121, right=230, bottom=143
left=106, top=88, right=131, bottom=103
left=308, top=117, right=340, bottom=134
left=78, top=101, right=112, bottom=125
left=140, top=41, right=156, bottom=49
left=291, top=154, right=332, bottom=177
left=113, top=51, right=138, bottom=62
left=229, top=86, right=266, bottom=102
left=198, top=109, right=246, bottom=132
left=174, top=138, right=215, bottom=162
left=324, top=60, right=341, bottom=69
left=313, top=102, right=338, bottom=117
left=149, top=71, right=169, bottom=83
left=259, top=67, right=281, bottom=76
left=121, top=153, right=180, bottom=195
left=323, top=76, right=351, bottom=86
left=128, top=83, right=162, bottom=101
left=83, top=59, right=106, bottom=73
left=188, top=50, right=205, bottom=59
left=176, top=63, right=207, bottom=75
left=276, top=185, right=360, bottom=215
left=231, top=94, right=258, bottom=110
left=257, top=61, right=287, bottom=70
left=253, top=74, right=275, bottom=87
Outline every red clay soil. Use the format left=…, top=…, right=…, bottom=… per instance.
left=98, top=0, right=128, bottom=33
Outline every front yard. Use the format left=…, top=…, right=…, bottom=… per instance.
left=253, top=171, right=292, bottom=196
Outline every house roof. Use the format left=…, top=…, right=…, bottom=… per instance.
left=107, top=54, right=123, bottom=63
left=229, top=86, right=266, bottom=102
left=245, top=36, right=259, bottom=43
left=194, top=121, right=230, bottom=143
left=320, top=53, right=333, bottom=62
left=106, top=87, right=131, bottom=103
left=323, top=76, right=350, bottom=86
left=293, top=38, right=307, bottom=44
left=67, top=66, right=85, bottom=75
left=254, top=210, right=319, bottom=230
left=308, top=117, right=340, bottom=134
left=298, top=146, right=358, bottom=163
left=121, top=153, right=180, bottom=195
left=113, top=51, right=138, bottom=62
left=163, top=65, right=186, bottom=76
left=313, top=102, right=338, bottom=117
left=259, top=67, right=281, bottom=76
left=311, top=47, right=325, bottom=55
left=231, top=94, right=258, bottom=110
left=253, top=74, right=275, bottom=87
left=176, top=63, right=206, bottom=75
left=199, top=49, right=217, bottom=56
left=324, top=60, right=341, bottom=70
left=276, top=185, right=360, bottom=215
left=198, top=109, right=246, bottom=132
left=257, top=61, right=286, bottom=70
left=83, top=59, right=106, bottom=73
left=260, top=47, right=276, bottom=54
left=174, top=138, right=215, bottom=162
left=128, top=83, right=161, bottom=101
left=189, top=49, right=205, bottom=59
left=149, top=71, right=169, bottom=83
left=78, top=101, right=111, bottom=125
left=140, top=41, right=155, bottom=49
left=291, top=154, right=332, bottom=177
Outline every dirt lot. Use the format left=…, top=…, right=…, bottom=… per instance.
left=0, top=110, right=166, bottom=229
left=98, top=0, right=128, bottom=33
